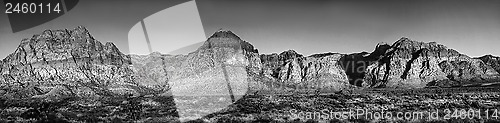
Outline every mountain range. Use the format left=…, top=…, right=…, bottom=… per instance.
left=1, top=26, right=500, bottom=99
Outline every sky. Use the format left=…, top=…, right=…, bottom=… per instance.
left=1, top=0, right=500, bottom=59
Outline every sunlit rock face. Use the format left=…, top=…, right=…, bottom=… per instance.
left=0, top=26, right=151, bottom=99
left=363, top=37, right=500, bottom=88
left=169, top=30, right=255, bottom=96
left=259, top=50, right=352, bottom=92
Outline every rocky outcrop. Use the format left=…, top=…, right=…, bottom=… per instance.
left=129, top=52, right=186, bottom=94
left=438, top=59, right=499, bottom=85
left=363, top=37, right=500, bottom=88
left=0, top=26, right=152, bottom=99
left=259, top=50, right=303, bottom=80
left=477, top=55, right=500, bottom=74
left=259, top=51, right=351, bottom=92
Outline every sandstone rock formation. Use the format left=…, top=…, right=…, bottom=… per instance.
left=438, top=59, right=499, bottom=85
left=259, top=50, right=351, bottom=92
left=477, top=55, right=500, bottom=74
left=363, top=37, right=500, bottom=88
left=0, top=26, right=153, bottom=99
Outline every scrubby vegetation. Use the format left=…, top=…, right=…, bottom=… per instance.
left=202, top=87, right=500, bottom=123
left=0, top=95, right=179, bottom=122
left=1, top=87, right=500, bottom=123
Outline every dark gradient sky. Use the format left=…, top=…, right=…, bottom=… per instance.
left=1, top=0, right=500, bottom=59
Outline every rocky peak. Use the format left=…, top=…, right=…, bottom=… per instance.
left=363, top=37, right=500, bottom=88
left=387, top=37, right=461, bottom=59
left=3, top=26, right=128, bottom=66
left=368, top=42, right=391, bottom=59
left=392, top=37, right=446, bottom=51
left=198, top=29, right=258, bottom=53
left=478, top=55, right=500, bottom=60
left=208, top=29, right=241, bottom=40
left=477, top=55, right=500, bottom=73
left=279, top=50, right=303, bottom=59
left=0, top=26, right=146, bottom=99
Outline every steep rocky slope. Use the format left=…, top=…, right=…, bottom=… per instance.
left=0, top=26, right=154, bottom=99
left=477, top=55, right=500, bottom=74
left=338, top=42, right=391, bottom=87
left=363, top=37, right=500, bottom=88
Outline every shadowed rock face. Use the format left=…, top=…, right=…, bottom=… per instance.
left=363, top=37, right=500, bottom=88
left=477, top=55, right=500, bottom=74
left=259, top=50, right=303, bottom=79
left=0, top=26, right=152, bottom=99
left=338, top=42, right=390, bottom=87
left=338, top=46, right=384, bottom=87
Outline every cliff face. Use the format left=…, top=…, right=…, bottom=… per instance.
left=477, top=55, right=500, bottom=74
left=438, top=60, right=499, bottom=85
left=363, top=38, right=500, bottom=88
left=0, top=26, right=152, bottom=99
left=259, top=51, right=351, bottom=92
left=259, top=50, right=303, bottom=82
